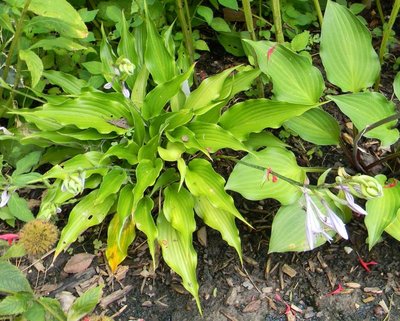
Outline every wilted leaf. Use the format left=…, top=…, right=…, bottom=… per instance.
left=63, top=253, right=95, bottom=274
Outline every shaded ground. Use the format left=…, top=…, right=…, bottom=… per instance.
left=24, top=209, right=400, bottom=321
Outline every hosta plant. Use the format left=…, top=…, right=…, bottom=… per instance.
left=224, top=0, right=400, bottom=253
left=2, top=8, right=261, bottom=311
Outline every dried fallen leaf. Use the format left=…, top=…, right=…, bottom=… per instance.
left=282, top=264, right=297, bottom=278
left=197, top=226, right=207, bottom=247
left=64, top=253, right=95, bottom=274
left=378, top=300, right=389, bottom=313
left=363, top=296, right=375, bottom=303
left=242, top=299, right=261, bottom=313
left=345, top=282, right=361, bottom=289
left=364, top=287, right=383, bottom=294
left=55, top=291, right=76, bottom=313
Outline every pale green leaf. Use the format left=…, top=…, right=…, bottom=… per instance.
left=28, top=0, right=88, bottom=38
left=30, top=37, right=86, bottom=51
left=218, top=99, right=317, bottom=140
left=145, top=17, right=175, bottom=84
left=0, top=293, right=31, bottom=316
left=385, top=208, right=400, bottom=242
left=195, top=196, right=242, bottom=262
left=183, top=66, right=237, bottom=114
left=291, top=31, right=310, bottom=52
left=243, top=131, right=289, bottom=150
left=7, top=193, right=35, bottom=222
left=197, top=6, right=213, bottom=25
left=366, top=175, right=400, bottom=249
left=12, top=92, right=132, bottom=135
left=226, top=147, right=305, bottom=205
left=219, top=0, right=239, bottom=10
left=186, top=121, right=248, bottom=153
left=132, top=158, right=163, bottom=207
left=0, top=261, right=32, bottom=294
left=135, top=197, right=157, bottom=267
left=19, top=49, right=43, bottom=88
left=143, top=66, right=194, bottom=120
left=329, top=92, right=399, bottom=146
left=320, top=0, right=380, bottom=92
left=43, top=71, right=87, bottom=95
left=269, top=202, right=332, bottom=253
left=157, top=212, right=201, bottom=313
left=284, top=108, right=340, bottom=145
left=95, top=168, right=127, bottom=205
left=210, top=17, right=230, bottom=32
left=37, top=297, right=67, bottom=321
left=67, top=286, right=103, bottom=321
left=55, top=191, right=116, bottom=257
left=185, top=159, right=249, bottom=225
left=245, top=40, right=324, bottom=104
left=164, top=184, right=196, bottom=238
left=13, top=151, right=41, bottom=176
left=394, top=72, right=400, bottom=100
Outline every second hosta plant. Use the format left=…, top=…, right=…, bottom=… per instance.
left=225, top=0, right=399, bottom=252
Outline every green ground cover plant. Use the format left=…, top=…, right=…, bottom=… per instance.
left=0, top=0, right=399, bottom=316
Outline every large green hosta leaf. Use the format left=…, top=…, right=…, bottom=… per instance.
left=245, top=40, right=324, bottom=104
left=269, top=201, right=333, bottom=253
left=163, top=184, right=196, bottom=239
left=284, top=108, right=340, bottom=145
left=185, top=159, right=249, bottom=225
left=135, top=197, right=158, bottom=267
left=366, top=175, right=400, bottom=249
left=218, top=99, right=317, bottom=140
left=320, top=0, right=380, bottom=92
left=55, top=190, right=116, bottom=258
left=186, top=121, right=248, bottom=152
left=157, top=212, right=201, bottom=313
left=329, top=92, right=399, bottom=146
left=12, top=92, right=132, bottom=135
left=27, top=0, right=88, bottom=38
left=195, top=196, right=242, bottom=262
left=142, top=66, right=194, bottom=120
left=226, top=147, right=305, bottom=205
left=183, top=66, right=237, bottom=115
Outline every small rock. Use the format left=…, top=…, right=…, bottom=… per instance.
left=242, top=280, right=254, bottom=290
left=344, top=246, right=353, bottom=254
left=142, top=300, right=152, bottom=307
left=225, top=287, right=238, bottom=306
left=262, top=287, right=273, bottom=294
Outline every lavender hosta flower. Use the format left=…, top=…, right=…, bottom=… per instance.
left=338, top=185, right=368, bottom=215
left=303, top=189, right=333, bottom=250
left=0, top=127, right=13, bottom=136
left=321, top=200, right=348, bottom=241
left=121, top=82, right=130, bottom=98
left=103, top=82, right=113, bottom=90
left=0, top=190, right=10, bottom=207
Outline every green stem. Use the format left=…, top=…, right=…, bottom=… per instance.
left=176, top=0, right=194, bottom=66
left=0, top=0, right=32, bottom=99
left=352, top=112, right=400, bottom=173
left=218, top=155, right=338, bottom=190
left=271, top=0, right=284, bottom=43
left=312, top=0, right=324, bottom=27
left=376, top=0, right=385, bottom=25
left=243, top=0, right=257, bottom=41
left=374, top=0, right=400, bottom=90
left=242, top=0, right=264, bottom=97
